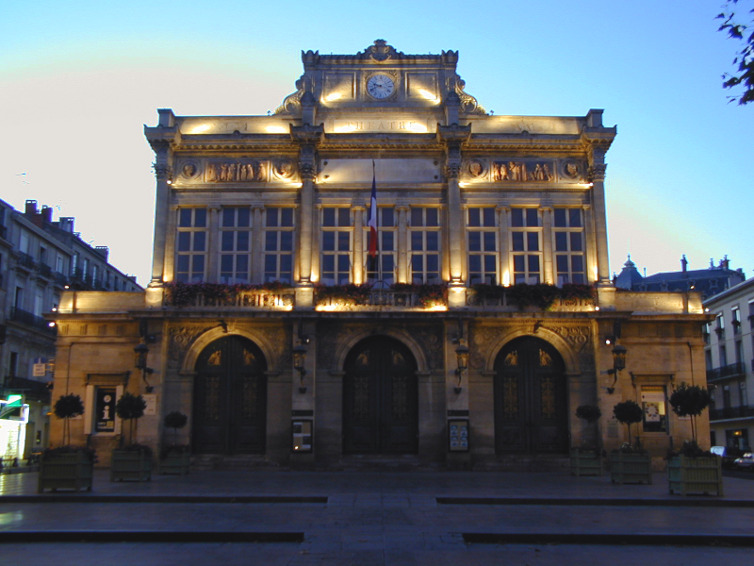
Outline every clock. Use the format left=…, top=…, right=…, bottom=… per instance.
left=366, top=74, right=395, bottom=99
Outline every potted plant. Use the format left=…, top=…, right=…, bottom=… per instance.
left=570, top=404, right=603, bottom=476
left=160, top=411, right=190, bottom=475
left=38, top=394, right=95, bottom=493
left=609, top=400, right=652, bottom=484
left=667, top=383, right=721, bottom=496
left=110, top=392, right=152, bottom=482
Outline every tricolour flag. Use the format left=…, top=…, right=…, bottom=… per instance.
left=368, top=161, right=378, bottom=258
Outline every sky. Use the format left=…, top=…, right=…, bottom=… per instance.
left=1, top=0, right=751, bottom=287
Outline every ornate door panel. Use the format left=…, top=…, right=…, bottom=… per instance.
left=494, top=337, right=567, bottom=454
left=343, top=337, right=418, bottom=454
left=192, top=336, right=267, bottom=454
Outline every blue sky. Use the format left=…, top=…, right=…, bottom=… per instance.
left=1, top=0, right=751, bottom=285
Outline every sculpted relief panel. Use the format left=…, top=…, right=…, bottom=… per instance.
left=464, top=158, right=586, bottom=184
left=176, top=158, right=298, bottom=184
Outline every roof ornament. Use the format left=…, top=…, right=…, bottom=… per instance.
left=361, top=39, right=402, bottom=61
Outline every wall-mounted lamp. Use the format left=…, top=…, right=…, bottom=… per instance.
left=454, top=341, right=470, bottom=394
left=606, top=343, right=627, bottom=394
left=293, top=342, right=308, bottom=394
left=134, top=341, right=154, bottom=393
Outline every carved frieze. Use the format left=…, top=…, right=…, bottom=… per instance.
left=168, top=325, right=206, bottom=363
left=461, top=158, right=586, bottom=184
left=175, top=158, right=298, bottom=184
left=551, top=325, right=591, bottom=352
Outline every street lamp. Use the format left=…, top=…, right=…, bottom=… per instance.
left=134, top=342, right=154, bottom=393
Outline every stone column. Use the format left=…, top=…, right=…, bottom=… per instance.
left=438, top=124, right=471, bottom=307
left=206, top=207, right=220, bottom=282
left=588, top=141, right=612, bottom=285
left=352, top=206, right=365, bottom=284
left=251, top=206, right=264, bottom=284
left=497, top=206, right=510, bottom=286
left=397, top=206, right=409, bottom=283
left=291, top=124, right=323, bottom=308
left=149, top=140, right=173, bottom=286
left=541, top=206, right=554, bottom=285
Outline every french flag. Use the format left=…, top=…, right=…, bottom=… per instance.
left=368, top=161, right=378, bottom=258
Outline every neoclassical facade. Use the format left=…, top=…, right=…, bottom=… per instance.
left=50, top=41, right=710, bottom=468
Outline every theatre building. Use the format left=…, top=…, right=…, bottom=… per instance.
left=50, top=41, right=710, bottom=469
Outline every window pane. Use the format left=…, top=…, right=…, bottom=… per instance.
left=572, top=255, right=584, bottom=272
left=528, top=255, right=540, bottom=271
left=511, top=208, right=523, bottom=227
left=323, top=208, right=335, bottom=227
left=265, top=232, right=277, bottom=250
left=237, top=232, right=249, bottom=251
left=194, top=209, right=207, bottom=227
left=512, top=232, right=524, bottom=251
left=179, top=209, right=192, bottom=227
left=222, top=208, right=235, bottom=227
left=554, top=208, right=566, bottom=227
left=569, top=209, right=582, bottom=227
left=221, top=231, right=234, bottom=251
left=527, top=232, right=539, bottom=251
left=266, top=209, right=278, bottom=227
left=469, top=256, right=481, bottom=272
left=381, top=208, right=394, bottom=227
left=337, top=255, right=350, bottom=270
left=411, top=208, right=423, bottom=226
left=525, top=209, right=538, bottom=226
left=556, top=255, right=569, bottom=271
left=322, top=232, right=334, bottom=250
left=570, top=233, right=583, bottom=251
left=177, top=232, right=191, bottom=252
left=221, top=255, right=233, bottom=271
left=382, top=231, right=394, bottom=250
left=338, top=208, right=350, bottom=226
left=468, top=208, right=480, bottom=227
left=468, top=232, right=481, bottom=251
left=238, top=208, right=250, bottom=227
left=426, top=232, right=438, bottom=250
left=514, top=256, right=525, bottom=271
left=555, top=232, right=568, bottom=251
left=483, top=232, right=496, bottom=251
left=426, top=208, right=438, bottom=226
left=337, top=232, right=350, bottom=250
left=280, top=231, right=293, bottom=251
left=281, top=208, right=293, bottom=226
left=483, top=207, right=495, bottom=227
left=484, top=255, right=496, bottom=271
left=194, top=232, right=206, bottom=252
left=411, top=232, right=423, bottom=250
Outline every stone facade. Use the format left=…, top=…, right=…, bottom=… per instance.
left=49, top=41, right=710, bottom=469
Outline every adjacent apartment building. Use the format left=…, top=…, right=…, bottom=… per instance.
left=0, top=199, right=141, bottom=464
left=50, top=41, right=710, bottom=469
left=703, top=278, right=754, bottom=452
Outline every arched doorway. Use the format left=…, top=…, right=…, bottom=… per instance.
left=192, top=335, right=267, bottom=454
left=494, top=336, right=568, bottom=454
left=343, top=336, right=418, bottom=454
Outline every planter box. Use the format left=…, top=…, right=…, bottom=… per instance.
left=570, top=448, right=603, bottom=476
left=38, top=451, right=94, bottom=493
left=668, top=455, right=723, bottom=496
left=610, top=451, right=652, bottom=484
left=159, top=451, right=191, bottom=475
left=110, top=450, right=152, bottom=482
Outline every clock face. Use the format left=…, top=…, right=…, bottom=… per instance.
left=366, top=74, right=395, bottom=99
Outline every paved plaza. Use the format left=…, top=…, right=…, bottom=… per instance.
left=0, top=467, right=753, bottom=565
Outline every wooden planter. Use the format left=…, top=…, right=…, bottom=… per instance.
left=110, top=449, right=152, bottom=482
left=38, top=451, right=94, bottom=493
left=668, top=455, right=723, bottom=496
left=159, top=450, right=191, bottom=475
left=609, top=451, right=652, bottom=484
left=570, top=448, right=603, bottom=476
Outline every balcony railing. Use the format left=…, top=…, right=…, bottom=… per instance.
left=709, top=406, right=754, bottom=421
left=466, top=284, right=595, bottom=312
left=315, top=287, right=447, bottom=310
left=706, top=361, right=746, bottom=383
left=17, top=252, right=35, bottom=269
left=9, top=307, right=56, bottom=334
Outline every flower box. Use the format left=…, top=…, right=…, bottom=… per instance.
left=668, top=455, right=723, bottom=496
left=609, top=451, right=652, bottom=484
left=570, top=448, right=603, bottom=476
left=38, top=450, right=94, bottom=493
left=110, top=449, right=152, bottom=482
left=159, top=450, right=191, bottom=475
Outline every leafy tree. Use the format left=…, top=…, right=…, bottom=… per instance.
left=718, top=0, right=754, bottom=104
left=613, top=400, right=643, bottom=447
left=669, top=383, right=711, bottom=444
left=115, top=392, right=146, bottom=446
left=53, top=394, right=84, bottom=446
